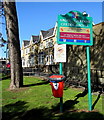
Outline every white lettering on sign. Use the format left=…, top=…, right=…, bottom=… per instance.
left=60, top=23, right=89, bottom=27
left=60, top=19, right=90, bottom=24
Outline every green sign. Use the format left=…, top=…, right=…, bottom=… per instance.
left=57, top=10, right=93, bottom=46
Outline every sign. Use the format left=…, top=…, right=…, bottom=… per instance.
left=54, top=44, right=66, bottom=62
left=57, top=11, right=93, bottom=46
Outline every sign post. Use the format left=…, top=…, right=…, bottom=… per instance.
left=86, top=47, right=92, bottom=111
left=54, top=44, right=66, bottom=112
left=59, top=62, right=63, bottom=113
left=59, top=62, right=63, bottom=75
left=57, top=10, right=93, bottom=111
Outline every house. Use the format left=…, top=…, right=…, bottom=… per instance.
left=38, top=24, right=58, bottom=72
left=21, top=35, right=39, bottom=68
left=21, top=22, right=58, bottom=72
left=21, top=40, right=30, bottom=67
left=29, top=35, right=39, bottom=68
left=38, top=28, right=54, bottom=64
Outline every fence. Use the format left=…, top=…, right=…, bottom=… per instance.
left=23, top=67, right=49, bottom=77
left=22, top=67, right=104, bottom=92
left=64, top=67, right=104, bottom=92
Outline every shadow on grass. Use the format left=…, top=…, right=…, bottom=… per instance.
left=74, top=88, right=88, bottom=100
left=58, top=111, right=104, bottom=120
left=2, top=101, right=53, bottom=120
left=2, top=100, right=104, bottom=120
left=92, top=91, right=103, bottom=110
left=51, top=99, right=79, bottom=113
left=74, top=88, right=103, bottom=111
left=0, top=75, right=11, bottom=81
left=23, top=81, right=49, bottom=87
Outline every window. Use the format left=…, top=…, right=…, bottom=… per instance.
left=28, top=48, right=30, bottom=53
left=31, top=46, right=35, bottom=52
left=25, top=48, right=30, bottom=54
left=23, top=60, right=25, bottom=66
left=45, top=39, right=53, bottom=48
left=30, top=56, right=34, bottom=66
left=46, top=55, right=49, bottom=65
left=50, top=54, right=53, bottom=64
left=27, top=59, right=30, bottom=67
left=39, top=43, right=44, bottom=49
left=38, top=53, right=45, bottom=65
left=49, top=39, right=53, bottom=47
left=21, top=50, right=23, bottom=56
left=46, top=40, right=49, bottom=48
left=22, top=58, right=25, bottom=67
left=46, top=54, right=53, bottom=65
left=26, top=49, right=27, bottom=54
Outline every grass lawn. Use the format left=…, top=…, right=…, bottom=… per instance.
left=1, top=76, right=104, bottom=120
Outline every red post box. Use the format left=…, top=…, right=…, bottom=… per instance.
left=49, top=75, right=65, bottom=98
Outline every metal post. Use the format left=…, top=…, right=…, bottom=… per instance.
left=60, top=97, right=63, bottom=113
left=59, top=62, right=63, bottom=112
left=59, top=62, right=62, bottom=75
left=86, top=47, right=92, bottom=111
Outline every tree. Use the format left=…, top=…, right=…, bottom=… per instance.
left=3, top=0, right=23, bottom=90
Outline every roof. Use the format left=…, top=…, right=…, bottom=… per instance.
left=32, top=35, right=39, bottom=43
left=23, top=40, right=30, bottom=47
left=41, top=27, right=54, bottom=39
left=93, top=22, right=104, bottom=36
left=41, top=30, right=49, bottom=38
left=93, top=22, right=104, bottom=26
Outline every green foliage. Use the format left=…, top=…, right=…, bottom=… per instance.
left=1, top=77, right=104, bottom=120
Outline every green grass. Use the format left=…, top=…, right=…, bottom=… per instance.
left=1, top=76, right=104, bottom=120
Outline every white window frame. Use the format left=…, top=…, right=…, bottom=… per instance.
left=46, top=54, right=53, bottom=65
left=39, top=43, right=44, bottom=49
left=50, top=54, right=53, bottom=64
left=49, top=39, right=53, bottom=47
left=38, top=53, right=44, bottom=65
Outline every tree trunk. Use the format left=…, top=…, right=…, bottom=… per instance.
left=3, top=0, right=23, bottom=90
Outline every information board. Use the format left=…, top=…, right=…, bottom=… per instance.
left=57, top=11, right=93, bottom=46
left=54, top=44, right=66, bottom=62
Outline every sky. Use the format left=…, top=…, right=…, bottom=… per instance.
left=1, top=1, right=103, bottom=58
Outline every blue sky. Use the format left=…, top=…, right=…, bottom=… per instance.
left=1, top=1, right=103, bottom=58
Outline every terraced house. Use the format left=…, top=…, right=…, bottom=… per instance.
left=21, top=35, right=39, bottom=68
left=21, top=23, right=58, bottom=72
left=38, top=24, right=57, bottom=72
left=21, top=40, right=30, bottom=67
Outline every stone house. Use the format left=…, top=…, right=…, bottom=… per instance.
left=21, top=40, right=30, bottom=67
left=21, top=35, right=39, bottom=68
left=37, top=23, right=59, bottom=72
left=29, top=35, right=39, bottom=68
